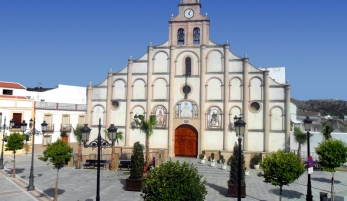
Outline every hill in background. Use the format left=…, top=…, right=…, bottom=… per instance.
left=291, top=98, right=347, bottom=117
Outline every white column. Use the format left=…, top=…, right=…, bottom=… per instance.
left=263, top=70, right=270, bottom=152
left=125, top=58, right=133, bottom=147
left=199, top=45, right=207, bottom=154
left=223, top=43, right=230, bottom=150
left=285, top=84, right=291, bottom=152
left=168, top=46, right=176, bottom=157
left=242, top=57, right=249, bottom=151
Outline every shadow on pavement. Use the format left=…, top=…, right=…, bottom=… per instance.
left=20, top=173, right=43, bottom=179
left=120, top=178, right=126, bottom=190
left=270, top=188, right=304, bottom=199
left=312, top=177, right=341, bottom=184
left=205, top=182, right=227, bottom=196
left=6, top=168, right=26, bottom=174
left=43, top=188, right=66, bottom=197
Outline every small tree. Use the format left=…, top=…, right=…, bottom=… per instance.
left=260, top=150, right=305, bottom=201
left=129, top=142, right=144, bottom=179
left=315, top=139, right=347, bottom=201
left=228, top=142, right=246, bottom=185
left=141, top=160, right=207, bottom=201
left=321, top=124, right=333, bottom=140
left=3, top=132, right=26, bottom=178
left=293, top=127, right=309, bottom=160
left=39, top=139, right=73, bottom=201
left=104, top=129, right=124, bottom=170
left=72, top=125, right=83, bottom=169
left=133, top=114, right=157, bottom=167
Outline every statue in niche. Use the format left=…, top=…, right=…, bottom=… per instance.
left=180, top=101, right=192, bottom=118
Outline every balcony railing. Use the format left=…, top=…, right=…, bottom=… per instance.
left=46, top=124, right=54, bottom=132
left=35, top=102, right=87, bottom=111
left=60, top=124, right=72, bottom=132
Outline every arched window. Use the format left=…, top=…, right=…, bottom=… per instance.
left=177, top=28, right=185, bottom=45
left=193, top=28, right=200, bottom=44
left=185, top=57, right=191, bottom=76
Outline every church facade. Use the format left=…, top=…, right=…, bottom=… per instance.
left=86, top=0, right=291, bottom=160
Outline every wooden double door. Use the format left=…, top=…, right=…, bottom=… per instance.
left=174, top=125, right=198, bottom=157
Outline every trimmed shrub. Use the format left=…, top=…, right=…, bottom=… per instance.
left=228, top=142, right=246, bottom=185
left=141, top=160, right=207, bottom=201
left=129, top=142, right=144, bottom=179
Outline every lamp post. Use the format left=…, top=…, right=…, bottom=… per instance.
left=80, top=118, right=118, bottom=201
left=0, top=117, right=15, bottom=169
left=21, top=118, right=47, bottom=191
left=304, top=116, right=313, bottom=201
left=234, top=116, right=246, bottom=201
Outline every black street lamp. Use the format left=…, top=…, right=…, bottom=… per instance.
left=80, top=118, right=118, bottom=201
left=234, top=116, right=246, bottom=201
left=21, top=118, right=47, bottom=191
left=304, top=116, right=313, bottom=201
left=0, top=117, right=15, bottom=169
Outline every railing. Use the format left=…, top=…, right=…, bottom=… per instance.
left=60, top=124, right=72, bottom=132
left=35, top=102, right=87, bottom=111
left=46, top=124, right=54, bottom=132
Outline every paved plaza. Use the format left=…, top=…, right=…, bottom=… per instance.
left=0, top=154, right=346, bottom=201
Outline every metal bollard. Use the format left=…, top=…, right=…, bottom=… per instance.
left=320, top=192, right=328, bottom=201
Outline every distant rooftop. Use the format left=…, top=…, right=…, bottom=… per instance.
left=0, top=81, right=26, bottom=89
left=27, top=87, right=54, bottom=92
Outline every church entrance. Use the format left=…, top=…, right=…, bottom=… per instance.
left=174, top=125, right=198, bottom=157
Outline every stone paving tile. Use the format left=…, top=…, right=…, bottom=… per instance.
left=1, top=155, right=347, bottom=201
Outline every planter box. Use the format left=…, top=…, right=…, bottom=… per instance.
left=254, top=164, right=260, bottom=169
left=221, top=165, right=227, bottom=170
left=126, top=178, right=144, bottom=191
left=200, top=159, right=205, bottom=164
left=227, top=184, right=246, bottom=198
left=210, top=162, right=215, bottom=167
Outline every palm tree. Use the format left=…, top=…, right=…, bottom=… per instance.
left=293, top=127, right=308, bottom=160
left=322, top=124, right=333, bottom=140
left=72, top=125, right=83, bottom=169
left=133, top=114, right=157, bottom=167
left=104, top=129, right=124, bottom=170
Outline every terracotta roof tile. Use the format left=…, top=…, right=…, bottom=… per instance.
left=0, top=81, right=26, bottom=89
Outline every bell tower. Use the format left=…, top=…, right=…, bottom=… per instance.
left=169, top=0, right=210, bottom=46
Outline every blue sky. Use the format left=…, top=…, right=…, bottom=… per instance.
left=1, top=0, right=346, bottom=101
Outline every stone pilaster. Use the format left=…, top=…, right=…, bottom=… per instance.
left=106, top=71, right=113, bottom=127
left=263, top=70, right=270, bottom=152
left=146, top=44, right=154, bottom=118
left=168, top=46, right=176, bottom=157
left=242, top=57, right=249, bottom=151
left=223, top=43, right=230, bottom=150
left=125, top=58, right=133, bottom=147
left=285, top=84, right=291, bottom=152
left=87, top=82, right=93, bottom=126
left=199, top=45, right=207, bottom=154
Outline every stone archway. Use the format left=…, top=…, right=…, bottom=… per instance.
left=174, top=125, right=198, bottom=157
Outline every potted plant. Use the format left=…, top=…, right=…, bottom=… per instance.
left=202, top=150, right=206, bottom=159
left=221, top=155, right=227, bottom=170
left=199, top=154, right=205, bottom=164
left=227, top=143, right=246, bottom=197
left=126, top=142, right=145, bottom=191
left=252, top=153, right=261, bottom=169
left=210, top=153, right=215, bottom=167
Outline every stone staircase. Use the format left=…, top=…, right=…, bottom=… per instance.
left=167, top=157, right=230, bottom=177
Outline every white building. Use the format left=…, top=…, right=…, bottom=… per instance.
left=0, top=81, right=86, bottom=153
left=87, top=0, right=291, bottom=165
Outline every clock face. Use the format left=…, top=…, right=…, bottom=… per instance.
left=184, top=8, right=194, bottom=19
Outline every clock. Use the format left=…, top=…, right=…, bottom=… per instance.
left=184, top=8, right=194, bottom=19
